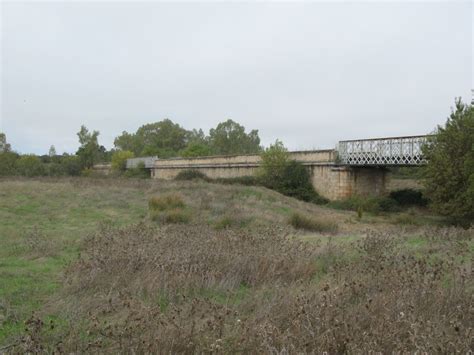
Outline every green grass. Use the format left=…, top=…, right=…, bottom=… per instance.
left=0, top=180, right=148, bottom=344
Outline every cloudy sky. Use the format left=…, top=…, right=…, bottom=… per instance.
left=1, top=1, right=472, bottom=155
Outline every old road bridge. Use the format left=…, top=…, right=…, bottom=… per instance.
left=139, top=135, right=429, bottom=201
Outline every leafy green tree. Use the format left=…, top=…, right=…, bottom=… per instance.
left=15, top=155, right=45, bottom=177
left=180, top=142, right=212, bottom=158
left=111, top=150, right=135, bottom=172
left=48, top=145, right=57, bottom=157
left=259, top=140, right=289, bottom=188
left=114, top=131, right=141, bottom=156
left=423, top=98, right=474, bottom=225
left=136, top=120, right=187, bottom=157
left=0, top=132, right=11, bottom=152
left=209, top=119, right=261, bottom=155
left=76, top=125, right=101, bottom=168
left=114, top=119, right=188, bottom=158
left=259, top=140, right=326, bottom=204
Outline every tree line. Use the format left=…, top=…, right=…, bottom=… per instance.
left=0, top=118, right=262, bottom=176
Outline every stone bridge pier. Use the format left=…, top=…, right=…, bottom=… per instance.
left=151, top=149, right=390, bottom=201
left=309, top=165, right=388, bottom=200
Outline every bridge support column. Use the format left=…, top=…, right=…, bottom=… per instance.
left=310, top=166, right=389, bottom=201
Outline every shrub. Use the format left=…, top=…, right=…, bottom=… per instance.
left=175, top=169, right=210, bottom=181
left=213, top=215, right=251, bottom=230
left=150, top=209, right=190, bottom=224
left=111, top=150, right=135, bottom=172
left=149, top=194, right=185, bottom=211
left=15, top=155, right=46, bottom=177
left=277, top=161, right=328, bottom=204
left=377, top=197, right=401, bottom=212
left=259, top=140, right=289, bottom=188
left=329, top=196, right=400, bottom=214
left=288, top=212, right=338, bottom=233
left=259, top=141, right=327, bottom=204
left=0, top=151, right=19, bottom=176
left=149, top=194, right=188, bottom=224
left=124, top=161, right=149, bottom=178
left=389, top=188, right=428, bottom=207
left=60, top=155, right=82, bottom=176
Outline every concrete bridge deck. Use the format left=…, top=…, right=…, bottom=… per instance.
left=151, top=149, right=387, bottom=201
left=122, top=134, right=428, bottom=201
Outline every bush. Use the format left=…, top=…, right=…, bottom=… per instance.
left=288, top=212, right=338, bottom=233
left=60, top=155, right=82, bottom=176
left=175, top=169, right=210, bottom=181
left=124, top=161, right=149, bottom=178
left=329, top=196, right=400, bottom=214
left=276, top=161, right=328, bottom=204
left=15, top=155, right=46, bottom=177
left=111, top=150, right=135, bottom=172
left=149, top=194, right=185, bottom=211
left=149, top=194, right=188, bottom=224
left=0, top=151, right=19, bottom=176
left=213, top=215, right=251, bottom=230
left=377, top=197, right=401, bottom=212
left=259, top=141, right=326, bottom=204
left=150, top=209, right=190, bottom=224
left=389, top=189, right=428, bottom=207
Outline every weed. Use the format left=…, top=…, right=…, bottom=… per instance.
left=148, top=194, right=185, bottom=211
left=150, top=208, right=190, bottom=224
left=288, top=212, right=338, bottom=233
left=213, top=215, right=251, bottom=230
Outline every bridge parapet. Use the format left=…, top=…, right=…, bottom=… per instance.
left=337, top=135, right=430, bottom=166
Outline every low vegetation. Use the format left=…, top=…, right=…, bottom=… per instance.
left=0, top=178, right=472, bottom=352
left=148, top=193, right=189, bottom=224
left=288, top=212, right=338, bottom=233
left=174, top=169, right=210, bottom=181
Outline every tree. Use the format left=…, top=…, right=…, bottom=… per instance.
left=111, top=150, right=135, bottom=172
left=259, top=140, right=326, bottom=204
left=76, top=125, right=101, bottom=169
left=180, top=142, right=212, bottom=158
left=423, top=98, right=474, bottom=225
left=209, top=119, right=262, bottom=155
left=259, top=140, right=289, bottom=188
left=114, top=119, right=188, bottom=158
left=0, top=132, right=11, bottom=152
left=114, top=131, right=141, bottom=156
left=48, top=145, right=57, bottom=157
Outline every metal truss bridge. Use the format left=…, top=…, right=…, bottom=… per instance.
left=337, top=135, right=431, bottom=166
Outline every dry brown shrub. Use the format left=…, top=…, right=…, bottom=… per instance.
left=21, top=224, right=473, bottom=353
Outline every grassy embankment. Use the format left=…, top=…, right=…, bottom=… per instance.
left=0, top=178, right=472, bottom=352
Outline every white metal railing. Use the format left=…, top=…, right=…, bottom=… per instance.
left=337, top=135, right=431, bottom=166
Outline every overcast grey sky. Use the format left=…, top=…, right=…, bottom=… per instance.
left=1, top=1, right=472, bottom=155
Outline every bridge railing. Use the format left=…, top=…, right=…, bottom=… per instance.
left=337, top=135, right=431, bottom=166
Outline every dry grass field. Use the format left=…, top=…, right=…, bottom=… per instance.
left=0, top=178, right=472, bottom=353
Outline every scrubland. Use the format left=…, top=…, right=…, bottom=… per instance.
left=0, top=177, right=472, bottom=353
